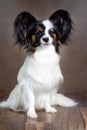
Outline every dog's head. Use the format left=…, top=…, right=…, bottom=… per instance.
left=14, top=9, right=72, bottom=52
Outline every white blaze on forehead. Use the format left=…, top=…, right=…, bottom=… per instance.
left=42, top=20, right=53, bottom=31
left=41, top=20, right=53, bottom=44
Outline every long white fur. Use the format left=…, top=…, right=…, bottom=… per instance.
left=0, top=20, right=77, bottom=118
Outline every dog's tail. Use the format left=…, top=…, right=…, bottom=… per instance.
left=0, top=85, right=20, bottom=110
left=0, top=100, right=24, bottom=112
left=57, top=94, right=77, bottom=107
left=51, top=93, right=77, bottom=107
left=0, top=100, right=9, bottom=108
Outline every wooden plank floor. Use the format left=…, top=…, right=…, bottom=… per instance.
left=0, top=94, right=87, bottom=130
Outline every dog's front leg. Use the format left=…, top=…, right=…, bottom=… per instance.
left=27, top=100, right=37, bottom=118
left=26, top=90, right=37, bottom=118
left=21, top=84, right=37, bottom=118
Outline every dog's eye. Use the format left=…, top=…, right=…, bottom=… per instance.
left=35, top=30, right=43, bottom=35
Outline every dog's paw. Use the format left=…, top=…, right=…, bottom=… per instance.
left=27, top=110, right=38, bottom=118
left=46, top=107, right=57, bottom=113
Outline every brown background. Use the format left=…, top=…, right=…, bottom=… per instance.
left=0, top=0, right=87, bottom=98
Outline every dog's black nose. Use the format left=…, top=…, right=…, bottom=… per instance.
left=42, top=37, right=49, bottom=42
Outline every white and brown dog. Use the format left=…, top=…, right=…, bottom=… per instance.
left=0, top=9, right=77, bottom=118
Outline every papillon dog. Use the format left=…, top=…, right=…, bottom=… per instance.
left=0, top=9, right=77, bottom=118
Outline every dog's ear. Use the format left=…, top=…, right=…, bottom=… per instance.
left=49, top=9, right=72, bottom=44
left=14, top=11, right=37, bottom=48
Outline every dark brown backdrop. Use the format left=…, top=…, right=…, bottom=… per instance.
left=0, top=0, right=87, bottom=98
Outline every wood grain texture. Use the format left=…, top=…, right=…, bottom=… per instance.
left=80, top=107, right=87, bottom=130
left=0, top=108, right=25, bottom=130
left=0, top=106, right=84, bottom=130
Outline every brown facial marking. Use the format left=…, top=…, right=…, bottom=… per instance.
left=49, top=29, right=58, bottom=41
left=35, top=26, right=44, bottom=35
left=31, top=35, right=36, bottom=44
left=37, top=26, right=44, bottom=31
left=52, top=33, right=58, bottom=41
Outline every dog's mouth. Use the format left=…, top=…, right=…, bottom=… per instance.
left=33, top=42, right=49, bottom=47
left=42, top=43, right=49, bottom=46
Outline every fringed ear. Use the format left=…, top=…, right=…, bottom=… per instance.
left=14, top=11, right=37, bottom=48
left=49, top=9, right=72, bottom=44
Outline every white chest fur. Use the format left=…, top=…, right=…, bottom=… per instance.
left=0, top=45, right=76, bottom=117
left=18, top=45, right=63, bottom=91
